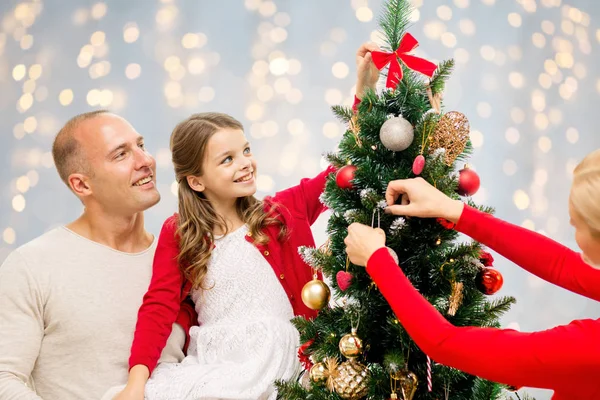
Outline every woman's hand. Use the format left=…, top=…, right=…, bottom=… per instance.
left=384, top=178, right=464, bottom=223
left=344, top=223, right=386, bottom=267
left=356, top=42, right=381, bottom=99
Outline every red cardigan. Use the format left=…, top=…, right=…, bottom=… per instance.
left=129, top=166, right=335, bottom=373
left=366, top=205, right=600, bottom=399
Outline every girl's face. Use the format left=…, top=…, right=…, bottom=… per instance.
left=569, top=197, right=600, bottom=269
left=188, top=128, right=257, bottom=204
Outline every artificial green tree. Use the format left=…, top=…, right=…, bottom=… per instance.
left=276, top=1, right=524, bottom=399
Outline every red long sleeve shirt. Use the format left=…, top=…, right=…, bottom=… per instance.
left=129, top=166, right=335, bottom=373
left=366, top=205, right=600, bottom=399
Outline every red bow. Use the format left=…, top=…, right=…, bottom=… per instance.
left=371, top=33, right=437, bottom=89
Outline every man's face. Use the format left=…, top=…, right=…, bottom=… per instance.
left=75, top=114, right=160, bottom=216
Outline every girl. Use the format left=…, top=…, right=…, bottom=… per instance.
left=344, top=149, right=600, bottom=399
left=114, top=43, right=381, bottom=400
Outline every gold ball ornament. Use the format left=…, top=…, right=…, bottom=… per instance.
left=338, top=329, right=363, bottom=359
left=301, top=276, right=331, bottom=310
left=428, top=111, right=470, bottom=166
left=332, top=360, right=370, bottom=399
left=309, top=362, right=328, bottom=383
left=392, top=369, right=418, bottom=400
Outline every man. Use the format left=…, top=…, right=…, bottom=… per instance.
left=0, top=111, right=195, bottom=399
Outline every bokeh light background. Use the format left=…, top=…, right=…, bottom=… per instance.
left=1, top=1, right=599, bottom=398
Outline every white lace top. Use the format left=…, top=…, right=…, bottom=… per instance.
left=144, top=225, right=301, bottom=400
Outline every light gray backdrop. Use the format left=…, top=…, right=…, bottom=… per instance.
left=1, top=1, right=599, bottom=398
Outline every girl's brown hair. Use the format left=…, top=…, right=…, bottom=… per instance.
left=170, top=112, right=286, bottom=289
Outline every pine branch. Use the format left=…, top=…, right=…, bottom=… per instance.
left=471, top=378, right=504, bottom=400
left=429, top=59, right=455, bottom=95
left=483, top=297, right=517, bottom=322
left=378, top=0, right=413, bottom=51
left=331, top=105, right=353, bottom=123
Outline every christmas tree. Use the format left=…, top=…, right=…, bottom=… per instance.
left=276, top=1, right=521, bottom=399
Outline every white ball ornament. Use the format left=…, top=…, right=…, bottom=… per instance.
left=379, top=116, right=414, bottom=151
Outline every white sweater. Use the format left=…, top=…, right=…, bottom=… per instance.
left=0, top=227, right=186, bottom=400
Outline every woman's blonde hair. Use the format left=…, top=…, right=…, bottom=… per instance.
left=571, top=148, right=600, bottom=236
left=171, top=112, right=286, bottom=289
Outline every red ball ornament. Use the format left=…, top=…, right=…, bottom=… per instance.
left=476, top=267, right=503, bottom=295
left=457, top=165, right=480, bottom=196
left=336, top=165, right=357, bottom=190
left=412, top=154, right=425, bottom=175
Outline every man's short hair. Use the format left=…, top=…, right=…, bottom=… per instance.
left=52, top=110, right=109, bottom=188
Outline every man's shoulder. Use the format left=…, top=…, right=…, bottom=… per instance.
left=14, top=227, right=74, bottom=256
left=1, top=227, right=71, bottom=274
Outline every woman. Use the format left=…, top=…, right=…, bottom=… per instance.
left=344, top=149, right=600, bottom=400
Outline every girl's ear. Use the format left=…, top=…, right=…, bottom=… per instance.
left=187, top=175, right=205, bottom=192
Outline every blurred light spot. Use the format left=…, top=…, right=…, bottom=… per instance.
left=330, top=28, right=346, bottom=43
left=522, top=219, right=535, bottom=230
left=534, top=113, right=549, bottom=130
left=3, top=228, right=16, bottom=244
left=288, top=119, right=304, bottom=136
left=535, top=169, right=548, bottom=186
left=531, top=90, right=546, bottom=111
left=541, top=20, right=555, bottom=35
left=125, top=63, right=141, bottom=79
left=269, top=58, right=288, bottom=75
left=508, top=13, right=522, bottom=27
left=12, top=195, right=26, bottom=212
left=246, top=103, right=264, bottom=121
left=476, top=102, right=492, bottom=118
left=13, top=123, right=25, bottom=139
left=23, top=116, right=37, bottom=133
left=548, top=108, right=562, bottom=125
left=356, top=7, right=373, bottom=22
left=287, top=59, right=301, bottom=75
left=123, top=23, right=140, bottom=43
left=90, top=31, right=106, bottom=47
left=538, top=136, right=552, bottom=153
left=274, top=12, right=291, bottom=27
left=274, top=78, right=291, bottom=94
left=566, top=127, right=579, bottom=143
left=187, top=57, right=205, bottom=75
left=514, top=190, right=530, bottom=210
left=270, top=27, right=287, bottom=43
left=538, top=73, right=552, bottom=89
left=256, top=175, right=275, bottom=192
left=459, top=19, right=475, bottom=35
left=323, top=122, right=341, bottom=138
left=20, top=34, right=33, bottom=50
left=257, top=85, right=274, bottom=102
left=437, top=6, right=452, bottom=20
left=16, top=176, right=31, bottom=193
left=470, top=130, right=483, bottom=148
left=441, top=32, right=457, bottom=47
left=509, top=72, right=524, bottom=88
left=332, top=62, right=349, bottom=79
left=13, top=64, right=26, bottom=81
left=325, top=89, right=343, bottom=105
left=532, top=32, right=546, bottom=48
left=505, top=127, right=520, bottom=144
left=285, top=88, right=303, bottom=104
left=480, top=45, right=495, bottom=61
